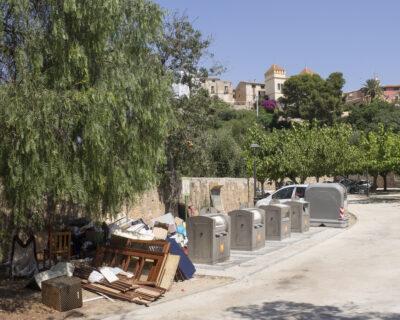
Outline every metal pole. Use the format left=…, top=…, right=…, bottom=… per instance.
left=253, top=154, right=257, bottom=205
left=366, top=169, right=370, bottom=197
left=250, top=143, right=260, bottom=206
left=256, top=95, right=259, bottom=117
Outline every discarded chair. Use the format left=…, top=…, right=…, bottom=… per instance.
left=44, top=231, right=71, bottom=267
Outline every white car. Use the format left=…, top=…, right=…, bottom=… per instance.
left=255, top=184, right=308, bottom=207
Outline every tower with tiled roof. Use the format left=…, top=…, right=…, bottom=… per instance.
left=300, top=67, right=317, bottom=75
left=264, top=64, right=288, bottom=101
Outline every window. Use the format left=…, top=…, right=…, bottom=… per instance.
left=261, top=85, right=265, bottom=89
left=277, top=83, right=281, bottom=91
left=211, top=86, right=215, bottom=94
left=272, top=187, right=294, bottom=200
left=224, top=86, right=229, bottom=94
left=295, top=187, right=306, bottom=199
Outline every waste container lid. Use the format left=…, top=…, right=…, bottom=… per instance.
left=249, top=209, right=262, bottom=223
left=210, top=215, right=226, bottom=228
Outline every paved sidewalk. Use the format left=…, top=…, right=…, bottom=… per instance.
left=106, top=194, right=400, bottom=320
left=194, top=227, right=343, bottom=279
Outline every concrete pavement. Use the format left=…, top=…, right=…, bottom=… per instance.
left=105, top=194, right=400, bottom=320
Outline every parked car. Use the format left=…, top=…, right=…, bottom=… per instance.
left=255, top=184, right=308, bottom=207
left=349, top=180, right=372, bottom=194
left=254, top=188, right=275, bottom=202
left=338, top=178, right=354, bottom=192
left=337, top=178, right=372, bottom=194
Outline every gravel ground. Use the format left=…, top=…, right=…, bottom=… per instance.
left=0, top=275, right=233, bottom=320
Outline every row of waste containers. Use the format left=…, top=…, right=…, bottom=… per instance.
left=187, top=199, right=310, bottom=265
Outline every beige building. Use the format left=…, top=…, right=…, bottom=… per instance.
left=202, top=78, right=234, bottom=104
left=264, top=64, right=288, bottom=101
left=234, top=81, right=265, bottom=108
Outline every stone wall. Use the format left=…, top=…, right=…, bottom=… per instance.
left=123, top=172, right=400, bottom=223
left=124, top=177, right=255, bottom=222
left=125, top=187, right=166, bottom=223
left=181, top=177, right=254, bottom=215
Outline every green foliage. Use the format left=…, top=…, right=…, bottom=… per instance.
left=0, top=0, right=171, bottom=227
left=347, top=100, right=400, bottom=133
left=280, top=72, right=346, bottom=125
left=157, top=12, right=224, bottom=89
left=243, top=122, right=395, bottom=184
left=361, top=78, right=383, bottom=102
left=358, top=125, right=400, bottom=177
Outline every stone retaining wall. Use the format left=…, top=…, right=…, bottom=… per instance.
left=126, top=177, right=255, bottom=221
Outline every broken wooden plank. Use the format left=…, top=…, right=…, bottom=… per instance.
left=158, top=254, right=180, bottom=290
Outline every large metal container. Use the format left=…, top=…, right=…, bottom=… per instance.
left=287, top=199, right=310, bottom=233
left=305, top=183, right=349, bottom=228
left=187, top=213, right=231, bottom=264
left=228, top=208, right=265, bottom=251
left=259, top=203, right=291, bottom=241
left=42, top=276, right=82, bottom=312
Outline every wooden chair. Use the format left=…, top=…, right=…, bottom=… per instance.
left=44, top=231, right=71, bottom=267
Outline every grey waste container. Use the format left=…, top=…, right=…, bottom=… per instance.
left=259, top=203, right=291, bottom=240
left=187, top=213, right=231, bottom=264
left=228, top=208, right=265, bottom=251
left=305, top=183, right=348, bottom=228
left=287, top=200, right=310, bottom=233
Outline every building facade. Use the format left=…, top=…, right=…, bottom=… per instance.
left=234, top=81, right=265, bottom=108
left=202, top=78, right=235, bottom=104
left=382, top=85, right=400, bottom=103
left=264, top=64, right=288, bottom=101
left=345, top=85, right=400, bottom=104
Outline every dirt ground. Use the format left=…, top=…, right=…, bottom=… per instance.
left=0, top=275, right=233, bottom=320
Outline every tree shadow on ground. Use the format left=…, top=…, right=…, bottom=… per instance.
left=227, top=301, right=400, bottom=320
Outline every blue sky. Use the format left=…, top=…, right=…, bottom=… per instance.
left=154, top=0, right=400, bottom=91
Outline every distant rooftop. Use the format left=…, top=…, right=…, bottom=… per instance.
left=300, top=67, right=317, bottom=75
left=265, top=64, right=286, bottom=76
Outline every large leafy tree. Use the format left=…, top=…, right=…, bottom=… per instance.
left=157, top=12, right=224, bottom=89
left=0, top=0, right=171, bottom=230
left=280, top=72, right=345, bottom=125
left=358, top=126, right=400, bottom=191
left=245, top=122, right=367, bottom=187
left=347, top=100, right=400, bottom=133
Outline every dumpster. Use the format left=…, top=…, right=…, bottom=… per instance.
left=228, top=208, right=265, bottom=251
left=187, top=213, right=231, bottom=264
left=287, top=199, right=310, bottom=233
left=259, top=203, right=291, bottom=240
left=305, top=183, right=348, bottom=228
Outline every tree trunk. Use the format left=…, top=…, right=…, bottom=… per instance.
left=316, top=176, right=320, bottom=183
left=383, top=173, right=388, bottom=191
left=371, top=175, right=378, bottom=192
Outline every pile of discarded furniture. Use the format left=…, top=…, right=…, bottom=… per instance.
left=34, top=235, right=195, bottom=311
left=6, top=212, right=195, bottom=312
left=72, top=236, right=192, bottom=306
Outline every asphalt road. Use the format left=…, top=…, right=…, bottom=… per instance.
left=108, top=194, right=400, bottom=320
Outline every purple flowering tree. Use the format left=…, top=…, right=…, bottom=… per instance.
left=262, top=99, right=277, bottom=112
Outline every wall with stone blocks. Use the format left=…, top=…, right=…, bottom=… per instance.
left=125, top=188, right=166, bottom=223
left=181, top=177, right=254, bottom=215
left=125, top=177, right=255, bottom=221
